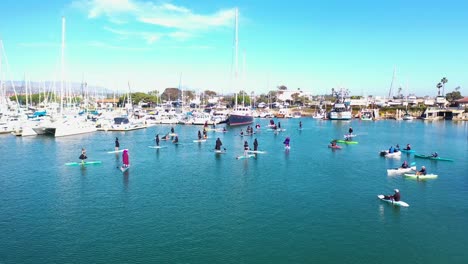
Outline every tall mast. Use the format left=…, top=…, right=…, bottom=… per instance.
left=60, top=16, right=66, bottom=114
left=388, top=66, right=395, bottom=98
left=234, top=8, right=239, bottom=108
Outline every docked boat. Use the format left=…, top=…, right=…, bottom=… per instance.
left=328, top=103, right=352, bottom=120
left=98, top=116, right=146, bottom=131
left=227, top=106, right=253, bottom=126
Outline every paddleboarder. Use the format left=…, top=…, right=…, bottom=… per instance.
left=155, top=134, right=160, bottom=146
left=283, top=137, right=290, bottom=149
left=198, top=130, right=202, bottom=140
left=79, top=148, right=87, bottom=163
left=299, top=121, right=302, bottom=129
left=244, top=141, right=250, bottom=156
left=253, top=138, right=258, bottom=151
left=215, top=138, right=223, bottom=151
left=173, top=136, right=179, bottom=144
left=115, top=137, right=120, bottom=151
left=122, top=149, right=129, bottom=168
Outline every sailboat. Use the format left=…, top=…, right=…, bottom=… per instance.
left=227, top=8, right=253, bottom=126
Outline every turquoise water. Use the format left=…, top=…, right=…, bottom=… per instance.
left=1, top=119, right=467, bottom=263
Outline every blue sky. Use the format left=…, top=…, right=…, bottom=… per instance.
left=0, top=0, right=467, bottom=97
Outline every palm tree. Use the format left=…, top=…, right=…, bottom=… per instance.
left=441, top=77, right=448, bottom=95
left=436, top=82, right=443, bottom=96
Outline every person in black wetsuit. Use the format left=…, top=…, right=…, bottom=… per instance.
left=215, top=138, right=222, bottom=150
left=384, top=189, right=401, bottom=201
left=198, top=130, right=202, bottom=140
left=155, top=134, right=160, bottom=146
left=115, top=137, right=120, bottom=151
left=171, top=127, right=175, bottom=134
left=253, top=138, right=258, bottom=151
left=299, top=121, right=302, bottom=129
left=173, top=136, right=179, bottom=144
left=79, top=148, right=87, bottom=162
left=349, top=127, right=353, bottom=134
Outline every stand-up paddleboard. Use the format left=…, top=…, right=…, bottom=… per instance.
left=169, top=133, right=177, bottom=137
left=344, top=134, right=357, bottom=138
left=284, top=145, right=291, bottom=151
left=236, top=154, right=256, bottom=160
left=193, top=139, right=207, bottom=143
left=107, top=149, right=126, bottom=154
left=403, top=173, right=438, bottom=180
left=377, top=195, right=409, bottom=207
left=247, top=150, right=267, bottom=154
left=335, top=139, right=358, bottom=144
left=148, top=146, right=167, bottom=149
left=120, top=165, right=130, bottom=172
left=213, top=149, right=227, bottom=154
left=65, top=161, right=102, bottom=166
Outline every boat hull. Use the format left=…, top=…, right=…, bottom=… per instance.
left=227, top=114, right=253, bottom=126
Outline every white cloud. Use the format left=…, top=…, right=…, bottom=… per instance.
left=73, top=0, right=236, bottom=33
left=103, top=26, right=162, bottom=44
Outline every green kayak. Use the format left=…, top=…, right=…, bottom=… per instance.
left=334, top=139, right=358, bottom=144
left=414, top=154, right=453, bottom=162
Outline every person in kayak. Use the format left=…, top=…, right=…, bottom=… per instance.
left=432, top=152, right=438, bottom=158
left=401, top=161, right=409, bottom=168
left=122, top=149, right=130, bottom=168
left=404, top=144, right=411, bottom=150
left=416, top=166, right=427, bottom=175
left=79, top=148, right=87, bottom=162
left=243, top=141, right=250, bottom=156
left=269, top=119, right=275, bottom=126
left=395, top=144, right=400, bottom=151
left=198, top=130, right=202, bottom=140
left=115, top=137, right=120, bottom=151
left=330, top=140, right=338, bottom=147
left=388, top=146, right=394, bottom=153
left=255, top=123, right=261, bottom=129
left=215, top=138, right=222, bottom=151
left=223, top=127, right=227, bottom=132
left=155, top=134, right=160, bottom=146
left=384, top=189, right=400, bottom=201
left=253, top=138, right=259, bottom=151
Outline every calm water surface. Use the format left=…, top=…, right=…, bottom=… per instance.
left=1, top=119, right=467, bottom=263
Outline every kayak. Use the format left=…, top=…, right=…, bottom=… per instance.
left=385, top=151, right=401, bottom=158
left=193, top=139, right=207, bottom=143
left=335, top=139, right=358, bottom=144
left=65, top=161, right=102, bottom=166
left=236, top=154, right=256, bottom=160
left=377, top=195, right=409, bottom=207
left=387, top=166, right=416, bottom=175
left=400, top=149, right=415, bottom=153
left=107, top=149, right=126, bottom=153
left=120, top=165, right=130, bottom=172
left=328, top=145, right=342, bottom=149
left=414, top=154, right=453, bottom=162
left=403, top=173, right=438, bottom=180
left=148, top=146, right=167, bottom=149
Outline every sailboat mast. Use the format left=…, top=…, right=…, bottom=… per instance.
left=234, top=8, right=239, bottom=108
left=60, top=16, right=66, bottom=114
left=388, top=66, right=395, bottom=98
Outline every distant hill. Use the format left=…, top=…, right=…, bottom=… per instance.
left=2, top=81, right=113, bottom=96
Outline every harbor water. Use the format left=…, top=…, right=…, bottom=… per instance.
left=1, top=119, right=467, bottom=263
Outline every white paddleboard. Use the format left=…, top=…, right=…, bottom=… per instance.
left=107, top=149, right=126, bottom=153
left=236, top=154, right=256, bottom=160
left=247, top=150, right=267, bottom=154
left=120, top=166, right=130, bottom=172
left=148, top=146, right=167, bottom=149
left=193, top=139, right=207, bottom=143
